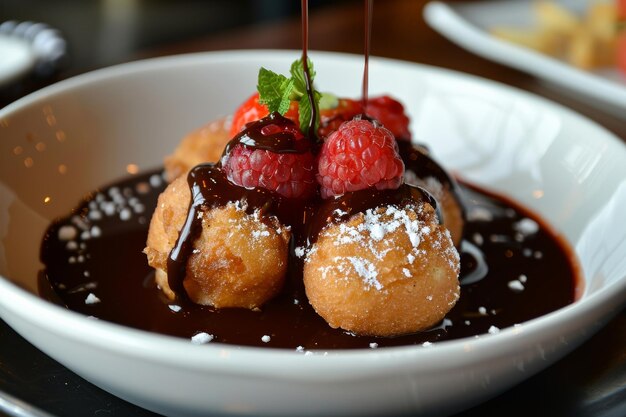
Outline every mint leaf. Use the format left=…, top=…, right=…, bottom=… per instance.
left=277, top=78, right=295, bottom=114
left=319, top=92, right=338, bottom=110
left=290, top=59, right=306, bottom=95
left=257, top=67, right=292, bottom=113
left=256, top=58, right=321, bottom=136
left=289, top=58, right=319, bottom=136
left=290, top=58, right=315, bottom=97
left=299, top=90, right=321, bottom=135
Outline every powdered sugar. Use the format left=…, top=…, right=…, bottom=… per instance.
left=346, top=257, right=382, bottom=290
left=514, top=218, right=539, bottom=236
left=294, top=246, right=306, bottom=258
left=488, top=326, right=500, bottom=334
left=84, top=293, right=101, bottom=304
left=191, top=332, right=214, bottom=344
left=58, top=225, right=77, bottom=241
left=307, top=202, right=459, bottom=292
left=252, top=230, right=271, bottom=239
left=326, top=204, right=430, bottom=258
left=508, top=280, right=525, bottom=292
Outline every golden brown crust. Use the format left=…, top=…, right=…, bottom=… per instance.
left=407, top=175, right=464, bottom=248
left=144, top=175, right=290, bottom=309
left=303, top=202, right=460, bottom=337
left=164, top=117, right=231, bottom=182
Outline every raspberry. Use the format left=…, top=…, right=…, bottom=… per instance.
left=365, top=96, right=411, bottom=141
left=229, top=92, right=300, bottom=137
left=316, top=118, right=405, bottom=199
left=223, top=114, right=316, bottom=199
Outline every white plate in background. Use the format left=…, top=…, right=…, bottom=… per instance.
left=424, top=0, right=626, bottom=113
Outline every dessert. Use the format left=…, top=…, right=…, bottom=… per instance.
left=400, top=141, right=465, bottom=247
left=303, top=118, right=459, bottom=335
left=164, top=118, right=231, bottom=182
left=145, top=78, right=463, bottom=335
left=144, top=175, right=290, bottom=308
left=138, top=35, right=470, bottom=337
left=304, top=199, right=459, bottom=336
left=38, top=169, right=579, bottom=348
left=37, top=0, right=581, bottom=349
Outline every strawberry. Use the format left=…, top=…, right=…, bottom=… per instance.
left=365, top=95, right=411, bottom=141
left=222, top=113, right=316, bottom=199
left=229, top=92, right=300, bottom=137
left=316, top=118, right=404, bottom=199
left=231, top=93, right=366, bottom=140
left=318, top=98, right=364, bottom=139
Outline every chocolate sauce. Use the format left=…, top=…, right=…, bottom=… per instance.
left=38, top=163, right=579, bottom=349
left=167, top=0, right=325, bottom=292
left=399, top=140, right=466, bottom=222
left=301, top=0, right=318, bottom=139
left=223, top=112, right=311, bottom=155
left=362, top=0, right=373, bottom=107
left=306, top=183, right=436, bottom=246
left=398, top=141, right=456, bottom=190
left=168, top=113, right=315, bottom=297
left=36, top=0, right=578, bottom=350
left=167, top=165, right=267, bottom=296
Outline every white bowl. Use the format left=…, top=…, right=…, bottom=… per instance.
left=0, top=50, right=625, bottom=417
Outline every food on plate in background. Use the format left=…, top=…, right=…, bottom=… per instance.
left=491, top=0, right=626, bottom=72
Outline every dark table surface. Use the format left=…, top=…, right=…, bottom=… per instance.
left=1, top=0, right=625, bottom=416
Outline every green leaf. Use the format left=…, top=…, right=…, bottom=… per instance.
left=290, top=58, right=320, bottom=135
left=299, top=90, right=321, bottom=135
left=277, top=78, right=295, bottom=114
left=319, top=92, right=338, bottom=110
left=290, top=58, right=315, bottom=97
left=257, top=67, right=291, bottom=113
left=256, top=58, right=321, bottom=135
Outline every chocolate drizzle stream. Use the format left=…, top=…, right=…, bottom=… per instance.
left=301, top=0, right=318, bottom=141
left=362, top=0, right=373, bottom=107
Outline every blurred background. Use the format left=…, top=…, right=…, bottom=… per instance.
left=0, top=0, right=371, bottom=107
left=0, top=0, right=354, bottom=70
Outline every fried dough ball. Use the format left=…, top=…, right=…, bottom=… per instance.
left=164, top=117, right=231, bottom=182
left=303, top=201, right=460, bottom=337
left=144, top=175, right=290, bottom=309
left=402, top=145, right=465, bottom=247
left=407, top=174, right=464, bottom=248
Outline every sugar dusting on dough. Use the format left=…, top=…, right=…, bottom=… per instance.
left=306, top=202, right=459, bottom=291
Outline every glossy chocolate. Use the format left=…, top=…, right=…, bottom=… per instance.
left=39, top=167, right=579, bottom=349
left=306, top=183, right=437, bottom=246
left=37, top=0, right=577, bottom=351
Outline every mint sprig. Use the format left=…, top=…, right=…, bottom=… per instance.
left=257, top=58, right=321, bottom=135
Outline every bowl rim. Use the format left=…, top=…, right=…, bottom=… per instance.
left=1, top=50, right=625, bottom=380
left=1, top=271, right=624, bottom=380
left=4, top=48, right=626, bottom=152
